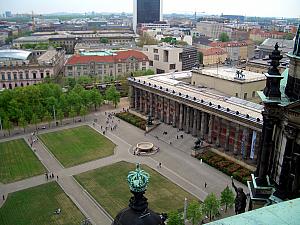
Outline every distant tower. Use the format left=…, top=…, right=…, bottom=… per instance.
left=133, top=0, right=162, bottom=33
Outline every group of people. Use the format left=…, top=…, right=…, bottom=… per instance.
left=45, top=172, right=58, bottom=181
left=28, top=131, right=39, bottom=148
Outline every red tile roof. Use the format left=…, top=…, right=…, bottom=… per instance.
left=201, top=47, right=227, bottom=56
left=66, top=50, right=149, bottom=65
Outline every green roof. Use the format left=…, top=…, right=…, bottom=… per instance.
left=207, top=198, right=300, bottom=225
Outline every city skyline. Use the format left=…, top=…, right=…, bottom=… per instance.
left=0, top=0, right=299, bottom=18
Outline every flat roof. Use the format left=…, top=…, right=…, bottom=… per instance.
left=0, top=49, right=32, bottom=60
left=197, top=67, right=266, bottom=83
left=207, top=198, right=300, bottom=225
left=37, top=50, right=57, bottom=62
left=129, top=71, right=263, bottom=123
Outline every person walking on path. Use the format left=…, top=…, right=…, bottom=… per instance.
left=205, top=182, right=207, bottom=188
left=3, top=195, right=5, bottom=201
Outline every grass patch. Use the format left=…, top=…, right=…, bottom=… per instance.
left=0, top=182, right=85, bottom=225
left=116, top=112, right=146, bottom=130
left=75, top=161, right=198, bottom=217
left=39, top=125, right=115, bottom=167
left=0, top=139, right=46, bottom=184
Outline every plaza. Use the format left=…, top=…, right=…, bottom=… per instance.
left=0, top=100, right=246, bottom=225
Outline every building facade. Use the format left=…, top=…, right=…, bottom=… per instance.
left=65, top=50, right=149, bottom=80
left=128, top=72, right=263, bottom=163
left=143, top=44, right=197, bottom=74
left=133, top=0, right=162, bottom=33
left=0, top=49, right=65, bottom=89
left=200, top=47, right=228, bottom=66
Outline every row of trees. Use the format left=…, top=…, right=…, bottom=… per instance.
left=168, top=186, right=235, bottom=225
left=0, top=81, right=121, bottom=135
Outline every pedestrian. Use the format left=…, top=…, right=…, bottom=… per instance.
left=205, top=182, right=207, bottom=188
left=45, top=173, right=48, bottom=180
left=101, top=125, right=103, bottom=130
left=103, top=131, right=106, bottom=135
left=57, top=176, right=59, bottom=181
left=169, top=141, right=172, bottom=145
left=176, top=135, right=178, bottom=139
left=2, top=195, right=4, bottom=201
left=52, top=173, right=54, bottom=179
left=159, top=162, right=162, bottom=168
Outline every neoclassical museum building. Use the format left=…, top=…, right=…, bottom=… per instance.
left=128, top=70, right=263, bottom=163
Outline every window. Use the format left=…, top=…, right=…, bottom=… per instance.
left=252, top=91, right=256, bottom=98
left=69, top=66, right=74, bottom=70
left=25, top=73, right=29, bottom=79
left=13, top=73, right=17, bottom=80
left=46, top=72, right=50, bottom=76
left=19, top=73, right=23, bottom=79
left=179, top=53, right=182, bottom=62
left=118, top=69, right=122, bottom=73
left=142, top=67, right=146, bottom=71
left=1, top=73, right=5, bottom=80
left=142, top=61, right=146, bottom=66
left=40, top=73, right=44, bottom=79
left=169, top=64, right=176, bottom=70
left=154, top=55, right=159, bottom=61
left=7, top=73, right=11, bottom=80
left=149, top=60, right=153, bottom=66
left=109, top=64, right=113, bottom=68
left=153, top=49, right=158, bottom=53
left=235, top=93, right=238, bottom=97
left=33, top=73, right=36, bottom=79
left=244, top=93, right=247, bottom=99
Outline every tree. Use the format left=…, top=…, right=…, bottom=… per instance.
left=137, top=33, right=158, bottom=47
left=283, top=32, right=294, bottom=40
left=219, top=32, right=230, bottom=42
left=100, top=37, right=109, bottom=43
left=31, top=113, right=38, bottom=131
left=203, top=193, right=220, bottom=221
left=43, top=111, right=52, bottom=128
left=197, top=52, right=203, bottom=64
left=187, top=200, right=204, bottom=225
left=57, top=109, right=64, bottom=125
left=90, top=88, right=103, bottom=111
left=69, top=107, right=77, bottom=123
left=105, top=85, right=120, bottom=108
left=3, top=117, right=12, bottom=136
left=19, top=116, right=28, bottom=133
left=167, top=211, right=184, bottom=225
left=80, top=106, right=88, bottom=121
left=220, top=186, right=235, bottom=212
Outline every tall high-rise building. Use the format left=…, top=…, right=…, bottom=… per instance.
left=133, top=0, right=163, bottom=33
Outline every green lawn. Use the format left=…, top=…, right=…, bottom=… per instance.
left=75, top=161, right=198, bottom=217
left=0, top=139, right=46, bottom=184
left=39, top=125, right=116, bottom=167
left=0, top=182, right=85, bottom=225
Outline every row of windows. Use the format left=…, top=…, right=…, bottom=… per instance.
left=1, top=82, right=32, bottom=89
left=1, top=72, right=50, bottom=81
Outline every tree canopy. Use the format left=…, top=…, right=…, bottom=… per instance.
left=220, top=186, right=235, bottom=212
left=219, top=32, right=230, bottom=42
left=105, top=85, right=121, bottom=108
left=187, top=200, right=204, bottom=225
left=203, top=193, right=220, bottom=221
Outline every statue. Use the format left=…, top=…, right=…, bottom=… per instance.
left=147, top=115, right=153, bottom=126
left=194, top=138, right=203, bottom=149
left=293, top=24, right=300, bottom=56
left=232, top=178, right=247, bottom=214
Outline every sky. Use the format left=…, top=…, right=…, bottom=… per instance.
left=1, top=0, right=299, bottom=18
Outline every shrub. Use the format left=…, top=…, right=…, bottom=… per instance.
left=116, top=112, right=146, bottom=130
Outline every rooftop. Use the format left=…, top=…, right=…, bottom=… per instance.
left=66, top=50, right=148, bottom=65
left=197, top=67, right=266, bottom=83
left=37, top=50, right=59, bottom=63
left=207, top=198, right=300, bottom=225
left=129, top=71, right=263, bottom=124
left=0, top=49, right=32, bottom=61
left=201, top=47, right=227, bottom=56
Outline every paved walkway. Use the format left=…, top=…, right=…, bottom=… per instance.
left=0, top=101, right=248, bottom=225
